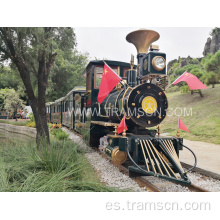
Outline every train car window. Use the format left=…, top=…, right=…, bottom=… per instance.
left=68, top=96, right=70, bottom=111
left=64, top=100, right=66, bottom=112
left=70, top=94, right=73, bottom=110
left=75, top=94, right=81, bottom=122
left=94, top=65, right=119, bottom=89
left=65, top=99, right=68, bottom=112
left=86, top=67, right=92, bottom=91
left=65, top=100, right=67, bottom=112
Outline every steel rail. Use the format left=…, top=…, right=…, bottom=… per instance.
left=62, top=126, right=209, bottom=192
left=100, top=153, right=161, bottom=192
left=100, top=152, right=209, bottom=192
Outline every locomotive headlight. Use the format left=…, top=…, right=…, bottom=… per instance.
left=152, top=56, right=166, bottom=71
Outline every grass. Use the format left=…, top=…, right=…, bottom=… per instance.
left=0, top=137, right=121, bottom=192
left=162, top=84, right=220, bottom=144
left=50, top=128, right=69, bottom=140
left=0, top=119, right=29, bottom=126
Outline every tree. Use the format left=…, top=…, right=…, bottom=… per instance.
left=46, top=49, right=89, bottom=101
left=202, top=71, right=219, bottom=88
left=0, top=27, right=76, bottom=147
left=210, top=27, right=220, bottom=36
left=202, top=50, right=220, bottom=88
left=0, top=66, right=18, bottom=89
left=170, top=63, right=206, bottom=97
left=0, top=88, right=24, bottom=119
left=0, top=88, right=8, bottom=110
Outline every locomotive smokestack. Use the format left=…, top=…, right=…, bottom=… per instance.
left=126, top=29, right=160, bottom=54
left=126, top=29, right=160, bottom=82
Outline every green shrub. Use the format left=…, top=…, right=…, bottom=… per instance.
left=51, top=128, right=69, bottom=140
left=28, top=113, right=35, bottom=123
left=166, top=85, right=180, bottom=93
left=180, top=85, right=190, bottom=94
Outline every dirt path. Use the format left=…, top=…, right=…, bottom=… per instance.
left=180, top=139, right=220, bottom=174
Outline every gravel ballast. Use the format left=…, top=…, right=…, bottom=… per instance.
left=62, top=127, right=147, bottom=192
left=62, top=127, right=220, bottom=192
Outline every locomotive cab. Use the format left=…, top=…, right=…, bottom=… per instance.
left=82, top=60, right=133, bottom=147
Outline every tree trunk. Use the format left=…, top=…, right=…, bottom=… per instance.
left=30, top=99, right=50, bottom=148
left=212, top=84, right=215, bottom=88
left=198, top=90, right=204, bottom=97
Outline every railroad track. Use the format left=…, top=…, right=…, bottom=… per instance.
left=63, top=126, right=209, bottom=192
left=100, top=152, right=209, bottom=192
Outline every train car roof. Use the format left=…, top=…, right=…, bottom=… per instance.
left=46, top=102, right=55, bottom=106
left=65, top=86, right=86, bottom=98
left=83, top=60, right=136, bottom=74
left=46, top=86, right=86, bottom=106
left=55, top=97, right=65, bottom=102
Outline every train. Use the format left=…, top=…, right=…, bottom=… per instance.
left=46, top=29, right=197, bottom=185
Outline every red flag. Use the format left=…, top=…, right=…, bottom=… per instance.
left=172, top=72, right=207, bottom=90
left=178, top=118, right=189, bottom=132
left=97, top=63, right=121, bottom=104
left=117, top=116, right=128, bottom=134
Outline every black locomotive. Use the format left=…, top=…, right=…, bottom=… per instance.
left=47, top=29, right=197, bottom=185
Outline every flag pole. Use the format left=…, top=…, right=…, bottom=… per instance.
left=165, top=71, right=187, bottom=90
left=172, top=71, right=187, bottom=84
left=122, top=129, right=127, bottom=137
left=177, top=118, right=180, bottom=137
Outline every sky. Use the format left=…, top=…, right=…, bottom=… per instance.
left=74, top=27, right=213, bottom=65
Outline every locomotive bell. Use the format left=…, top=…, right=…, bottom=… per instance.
left=126, top=29, right=160, bottom=54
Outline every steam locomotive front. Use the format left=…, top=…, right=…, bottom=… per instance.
left=122, top=82, right=168, bottom=128
left=99, top=29, right=168, bottom=129
left=98, top=29, right=196, bottom=185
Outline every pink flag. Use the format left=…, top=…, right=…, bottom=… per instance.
left=172, top=72, right=207, bottom=90
left=178, top=118, right=189, bottom=132
left=117, top=116, right=128, bottom=134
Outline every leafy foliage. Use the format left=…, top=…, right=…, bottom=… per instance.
left=0, top=27, right=78, bottom=144
left=46, top=49, right=89, bottom=101
left=180, top=85, right=190, bottom=94
left=166, top=85, right=180, bottom=93
left=0, top=88, right=24, bottom=114
left=168, top=50, right=220, bottom=91
left=205, top=50, right=220, bottom=74
left=210, top=27, right=220, bottom=36
left=51, top=128, right=69, bottom=140
left=0, top=28, right=89, bottom=104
